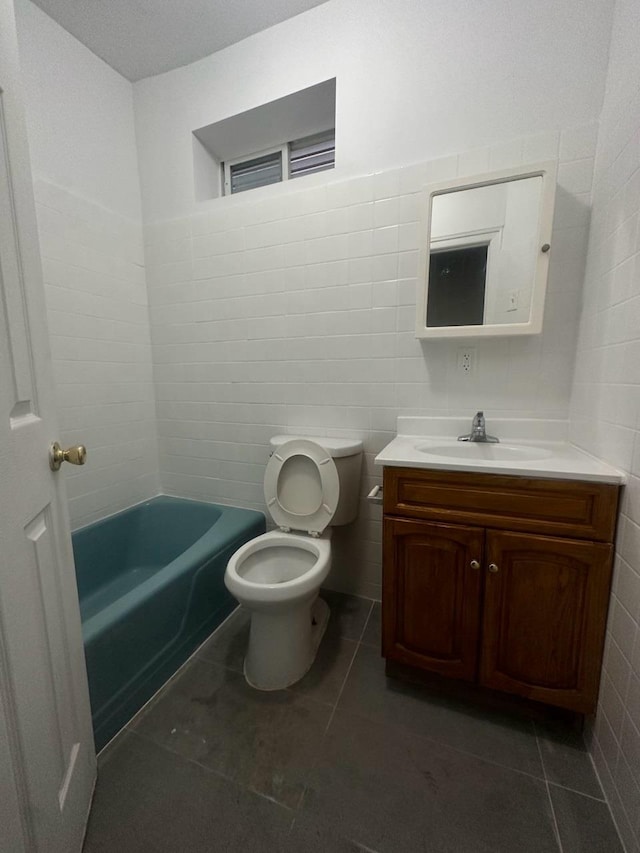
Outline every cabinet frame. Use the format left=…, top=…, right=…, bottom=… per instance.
left=384, top=466, right=619, bottom=542
left=382, top=467, right=620, bottom=714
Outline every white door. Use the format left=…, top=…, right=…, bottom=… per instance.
left=0, top=2, right=96, bottom=851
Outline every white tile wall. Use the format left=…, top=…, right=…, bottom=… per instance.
left=569, top=0, right=640, bottom=847
left=35, top=180, right=160, bottom=529
left=145, top=126, right=596, bottom=599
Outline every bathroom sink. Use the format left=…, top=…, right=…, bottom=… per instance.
left=414, top=442, right=553, bottom=462
left=374, top=417, right=625, bottom=483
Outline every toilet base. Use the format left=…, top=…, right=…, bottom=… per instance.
left=244, top=596, right=330, bottom=691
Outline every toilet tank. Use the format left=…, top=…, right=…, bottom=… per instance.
left=269, top=436, right=363, bottom=526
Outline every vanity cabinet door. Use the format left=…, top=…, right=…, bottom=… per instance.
left=479, top=530, right=613, bottom=713
left=383, top=518, right=484, bottom=681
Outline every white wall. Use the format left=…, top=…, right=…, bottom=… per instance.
left=133, top=0, right=613, bottom=222
left=16, top=0, right=160, bottom=528
left=15, top=0, right=142, bottom=222
left=13, top=0, right=617, bottom=586
left=144, top=127, right=596, bottom=598
left=569, top=0, right=640, bottom=848
left=133, top=0, right=611, bottom=597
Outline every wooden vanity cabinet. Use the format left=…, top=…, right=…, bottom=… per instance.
left=382, top=467, right=620, bottom=714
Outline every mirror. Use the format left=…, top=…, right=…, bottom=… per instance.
left=415, top=162, right=556, bottom=338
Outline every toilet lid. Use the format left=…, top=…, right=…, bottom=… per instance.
left=264, top=439, right=340, bottom=535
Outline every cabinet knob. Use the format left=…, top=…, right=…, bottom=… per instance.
left=470, top=559, right=480, bottom=570
left=488, top=563, right=499, bottom=573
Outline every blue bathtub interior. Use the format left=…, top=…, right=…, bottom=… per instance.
left=72, top=496, right=265, bottom=750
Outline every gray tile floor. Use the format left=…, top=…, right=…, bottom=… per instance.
left=83, top=592, right=624, bottom=853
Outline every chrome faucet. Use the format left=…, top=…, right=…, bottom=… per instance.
left=458, top=411, right=499, bottom=443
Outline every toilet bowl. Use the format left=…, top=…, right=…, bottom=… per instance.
left=225, top=530, right=332, bottom=690
left=224, top=436, right=362, bottom=691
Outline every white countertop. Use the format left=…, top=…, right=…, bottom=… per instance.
left=374, top=418, right=625, bottom=485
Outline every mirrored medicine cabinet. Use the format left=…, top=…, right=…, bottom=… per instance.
left=415, top=162, right=557, bottom=339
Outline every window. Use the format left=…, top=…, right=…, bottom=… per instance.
left=288, top=130, right=336, bottom=178
left=193, top=79, right=336, bottom=201
left=227, top=149, right=284, bottom=195
left=223, top=130, right=335, bottom=195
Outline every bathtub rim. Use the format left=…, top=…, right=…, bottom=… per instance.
left=74, top=497, right=265, bottom=645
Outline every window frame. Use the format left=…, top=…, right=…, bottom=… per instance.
left=222, top=129, right=336, bottom=196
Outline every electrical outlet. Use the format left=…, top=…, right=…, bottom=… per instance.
left=457, top=347, right=476, bottom=374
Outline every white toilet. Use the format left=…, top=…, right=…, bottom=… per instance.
left=225, top=435, right=363, bottom=691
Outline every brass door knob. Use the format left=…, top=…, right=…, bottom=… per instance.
left=488, top=563, right=499, bottom=573
left=50, top=442, right=87, bottom=471
left=470, top=560, right=480, bottom=570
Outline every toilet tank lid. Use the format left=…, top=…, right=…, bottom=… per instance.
left=270, top=435, right=363, bottom=458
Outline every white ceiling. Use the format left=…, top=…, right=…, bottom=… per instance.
left=30, top=0, right=331, bottom=82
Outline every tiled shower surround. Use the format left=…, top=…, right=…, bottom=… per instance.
left=569, top=0, right=640, bottom=847
left=145, top=127, right=595, bottom=599
left=35, top=179, right=160, bottom=529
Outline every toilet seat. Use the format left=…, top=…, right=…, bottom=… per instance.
left=264, top=439, right=340, bottom=536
